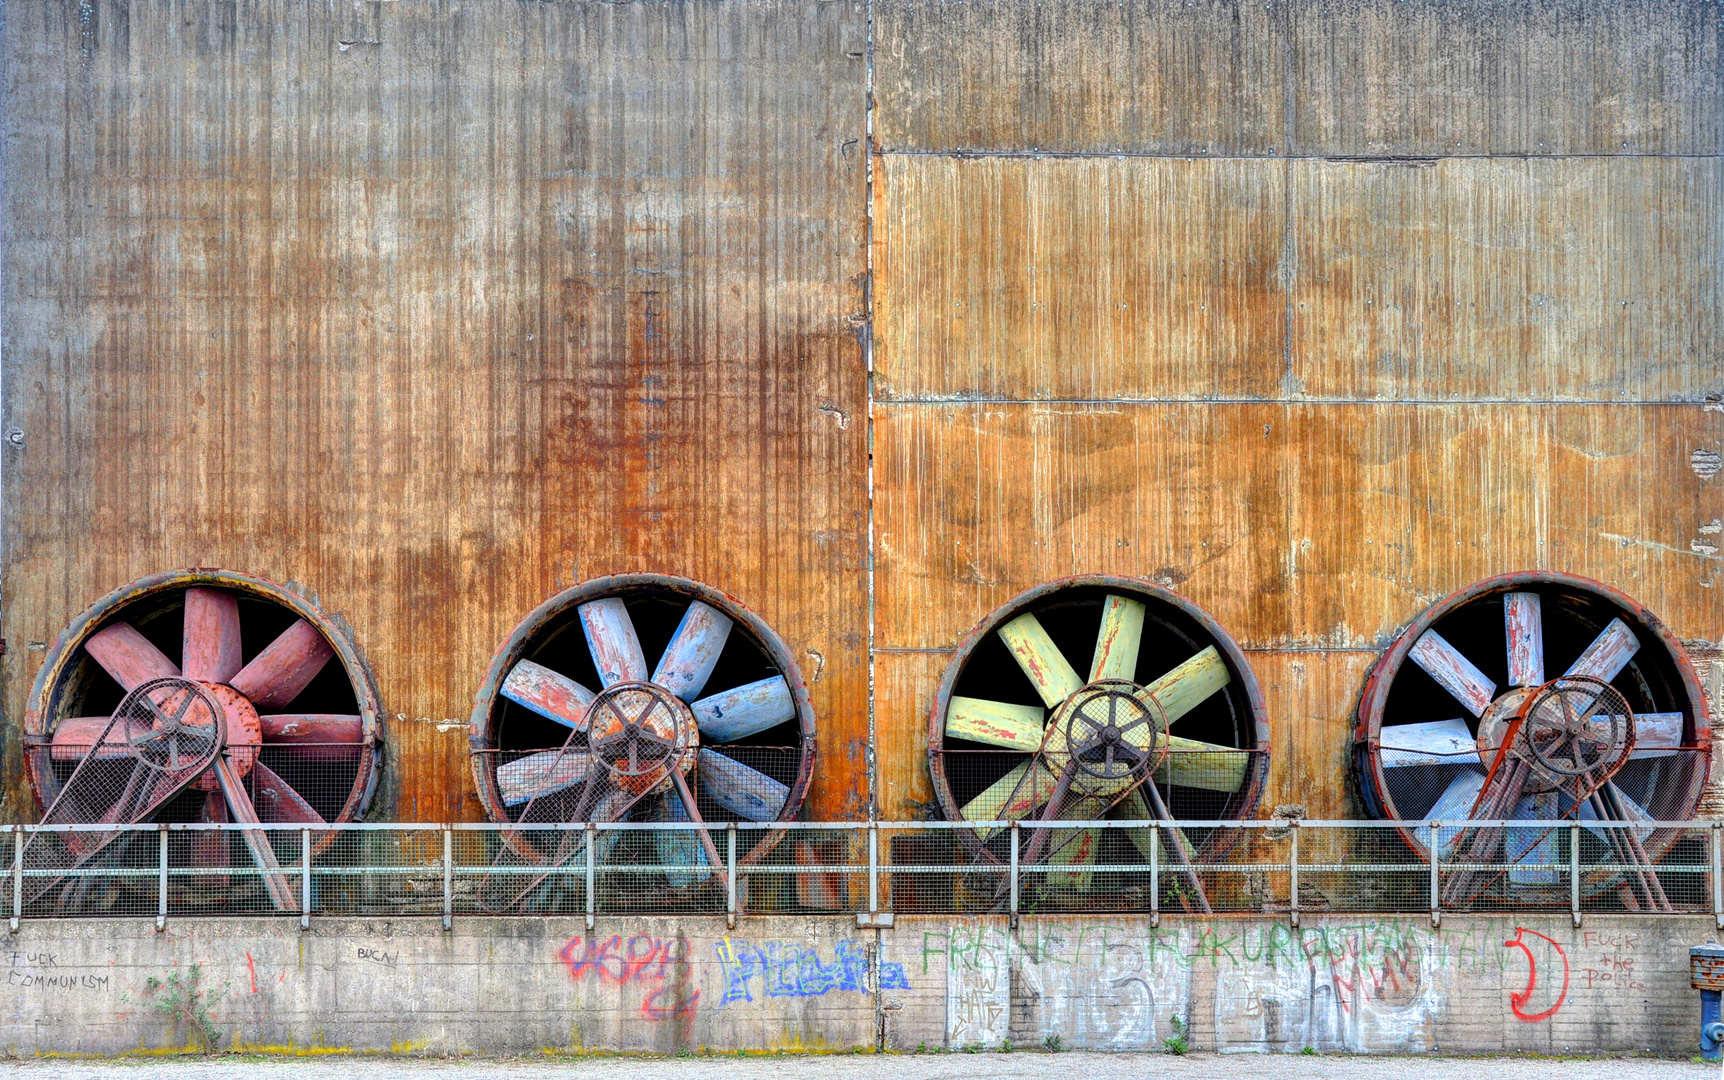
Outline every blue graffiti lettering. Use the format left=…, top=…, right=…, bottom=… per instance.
left=713, top=937, right=912, bottom=1006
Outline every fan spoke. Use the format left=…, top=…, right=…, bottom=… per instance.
left=944, top=696, right=1045, bottom=751
left=49, top=717, right=131, bottom=761
left=502, top=660, right=596, bottom=730
left=1426, top=770, right=1487, bottom=848
left=189, top=787, right=232, bottom=879
left=1379, top=718, right=1477, bottom=768
left=1408, top=629, right=1496, bottom=718
left=1565, top=618, right=1640, bottom=683
left=1160, top=735, right=1248, bottom=792
left=652, top=601, right=733, bottom=702
left=1088, top=595, right=1145, bottom=683
left=579, top=598, right=648, bottom=687
left=1137, top=645, right=1231, bottom=727
left=998, top=613, right=1082, bottom=708
left=1579, top=783, right=1654, bottom=844
left=1503, top=591, right=1545, bottom=688
left=249, top=760, right=326, bottom=824
left=497, top=749, right=594, bottom=807
left=182, top=587, right=244, bottom=684
left=697, top=749, right=788, bottom=822
left=230, top=619, right=334, bottom=711
left=691, top=676, right=796, bottom=741
left=1046, top=797, right=1104, bottom=892
left=84, top=622, right=180, bottom=691
left=656, top=790, right=711, bottom=888
left=257, top=714, right=364, bottom=762
left=212, top=756, right=297, bottom=911
left=1504, top=793, right=1561, bottom=884
left=1118, top=788, right=1198, bottom=862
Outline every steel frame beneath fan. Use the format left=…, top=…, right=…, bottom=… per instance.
left=927, top=575, right=1270, bottom=913
left=1356, top=571, right=1711, bottom=908
left=20, top=569, right=382, bottom=911
left=468, top=574, right=816, bottom=911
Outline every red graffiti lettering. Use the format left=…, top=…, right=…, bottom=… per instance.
left=1503, top=926, right=1568, bottom=1023
left=560, top=934, right=699, bottom=1022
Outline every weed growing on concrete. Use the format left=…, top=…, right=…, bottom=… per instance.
left=1043, top=1034, right=1065, bottom=1053
left=1302, top=1046, right=1317, bottom=1055
left=125, top=962, right=225, bottom=1051
left=1163, top=1014, right=1188, bottom=1056
left=962, top=1042, right=981, bottom=1053
left=915, top=1042, right=927, bottom=1054
left=1000, top=1039, right=1012, bottom=1053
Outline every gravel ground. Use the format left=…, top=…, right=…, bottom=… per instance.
left=2, top=1054, right=1715, bottom=1079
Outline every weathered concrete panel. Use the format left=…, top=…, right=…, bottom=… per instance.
left=876, top=0, right=1722, bottom=156
left=873, top=402, right=1724, bottom=652
left=0, top=914, right=1704, bottom=1055
left=875, top=155, right=1721, bottom=404
left=873, top=0, right=1284, bottom=156
left=0, top=0, right=870, bottom=823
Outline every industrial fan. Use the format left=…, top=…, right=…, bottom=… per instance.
left=1355, top=572, right=1711, bottom=909
left=21, top=570, right=381, bottom=912
left=469, top=574, right=815, bottom=912
left=927, top=576, right=1269, bottom=913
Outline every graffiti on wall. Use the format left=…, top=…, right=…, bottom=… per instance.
left=714, top=938, right=909, bottom=1007
left=560, top=933, right=700, bottom=1021
left=1502, top=927, right=1568, bottom=1023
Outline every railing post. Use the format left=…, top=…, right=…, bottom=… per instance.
left=9, top=824, right=21, bottom=924
left=584, top=823, right=597, bottom=931
left=726, top=824, right=738, bottom=928
left=1008, top=822, right=1020, bottom=921
left=1712, top=822, right=1722, bottom=931
left=442, top=827, right=454, bottom=932
left=1149, top=825, right=1160, bottom=928
left=156, top=825, right=169, bottom=932
left=867, top=823, right=879, bottom=916
left=1288, top=820, right=1300, bottom=928
left=1570, top=820, right=1581, bottom=928
left=1428, top=821, right=1441, bottom=927
left=300, top=828, right=312, bottom=931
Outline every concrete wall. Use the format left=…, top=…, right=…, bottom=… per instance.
left=0, top=913, right=1706, bottom=1056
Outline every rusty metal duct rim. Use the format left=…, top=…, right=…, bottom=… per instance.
left=927, top=573, right=1271, bottom=863
left=467, top=573, right=817, bottom=864
left=1354, top=569, right=1713, bottom=862
left=22, top=568, right=384, bottom=842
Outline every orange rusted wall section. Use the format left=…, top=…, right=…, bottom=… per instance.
left=2, top=0, right=1720, bottom=828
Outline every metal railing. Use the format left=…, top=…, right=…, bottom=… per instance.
left=6, top=818, right=1719, bottom=927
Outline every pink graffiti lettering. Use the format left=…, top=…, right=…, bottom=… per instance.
left=560, top=933, right=699, bottom=1021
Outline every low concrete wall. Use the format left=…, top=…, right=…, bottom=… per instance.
left=0, top=913, right=1708, bottom=1056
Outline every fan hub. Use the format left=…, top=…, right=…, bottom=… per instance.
left=111, top=677, right=225, bottom=778
left=1045, top=679, right=1165, bottom=794
left=193, top=682, right=261, bottom=790
left=587, top=680, right=699, bottom=795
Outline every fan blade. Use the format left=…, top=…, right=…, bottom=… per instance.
left=249, top=760, right=326, bottom=824
left=998, top=612, right=1083, bottom=708
left=958, top=759, right=1057, bottom=825
left=502, top=659, right=596, bottom=730
left=1408, top=629, right=1496, bottom=718
left=652, top=601, right=733, bottom=702
left=944, top=696, right=1045, bottom=751
left=1503, top=591, right=1545, bottom=688
left=182, top=587, right=244, bottom=684
left=1160, top=735, right=1249, bottom=792
left=257, top=713, right=364, bottom=762
left=579, top=598, right=648, bottom=687
left=656, top=791, right=711, bottom=888
left=1088, top=595, right=1145, bottom=683
left=49, top=717, right=131, bottom=761
left=1379, top=718, right=1477, bottom=768
left=697, top=749, right=788, bottom=821
left=692, top=676, right=796, bottom=741
left=1629, top=712, right=1684, bottom=759
left=1565, top=618, right=1639, bottom=683
left=1045, top=797, right=1104, bottom=893
left=212, top=756, right=298, bottom=911
left=230, top=619, right=333, bottom=711
left=1579, top=783, right=1655, bottom=844
left=1505, top=792, right=1561, bottom=885
left=84, top=622, right=180, bottom=691
left=1426, top=770, right=1487, bottom=855
left=497, top=749, right=596, bottom=807
left=1137, top=645, right=1231, bottom=727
